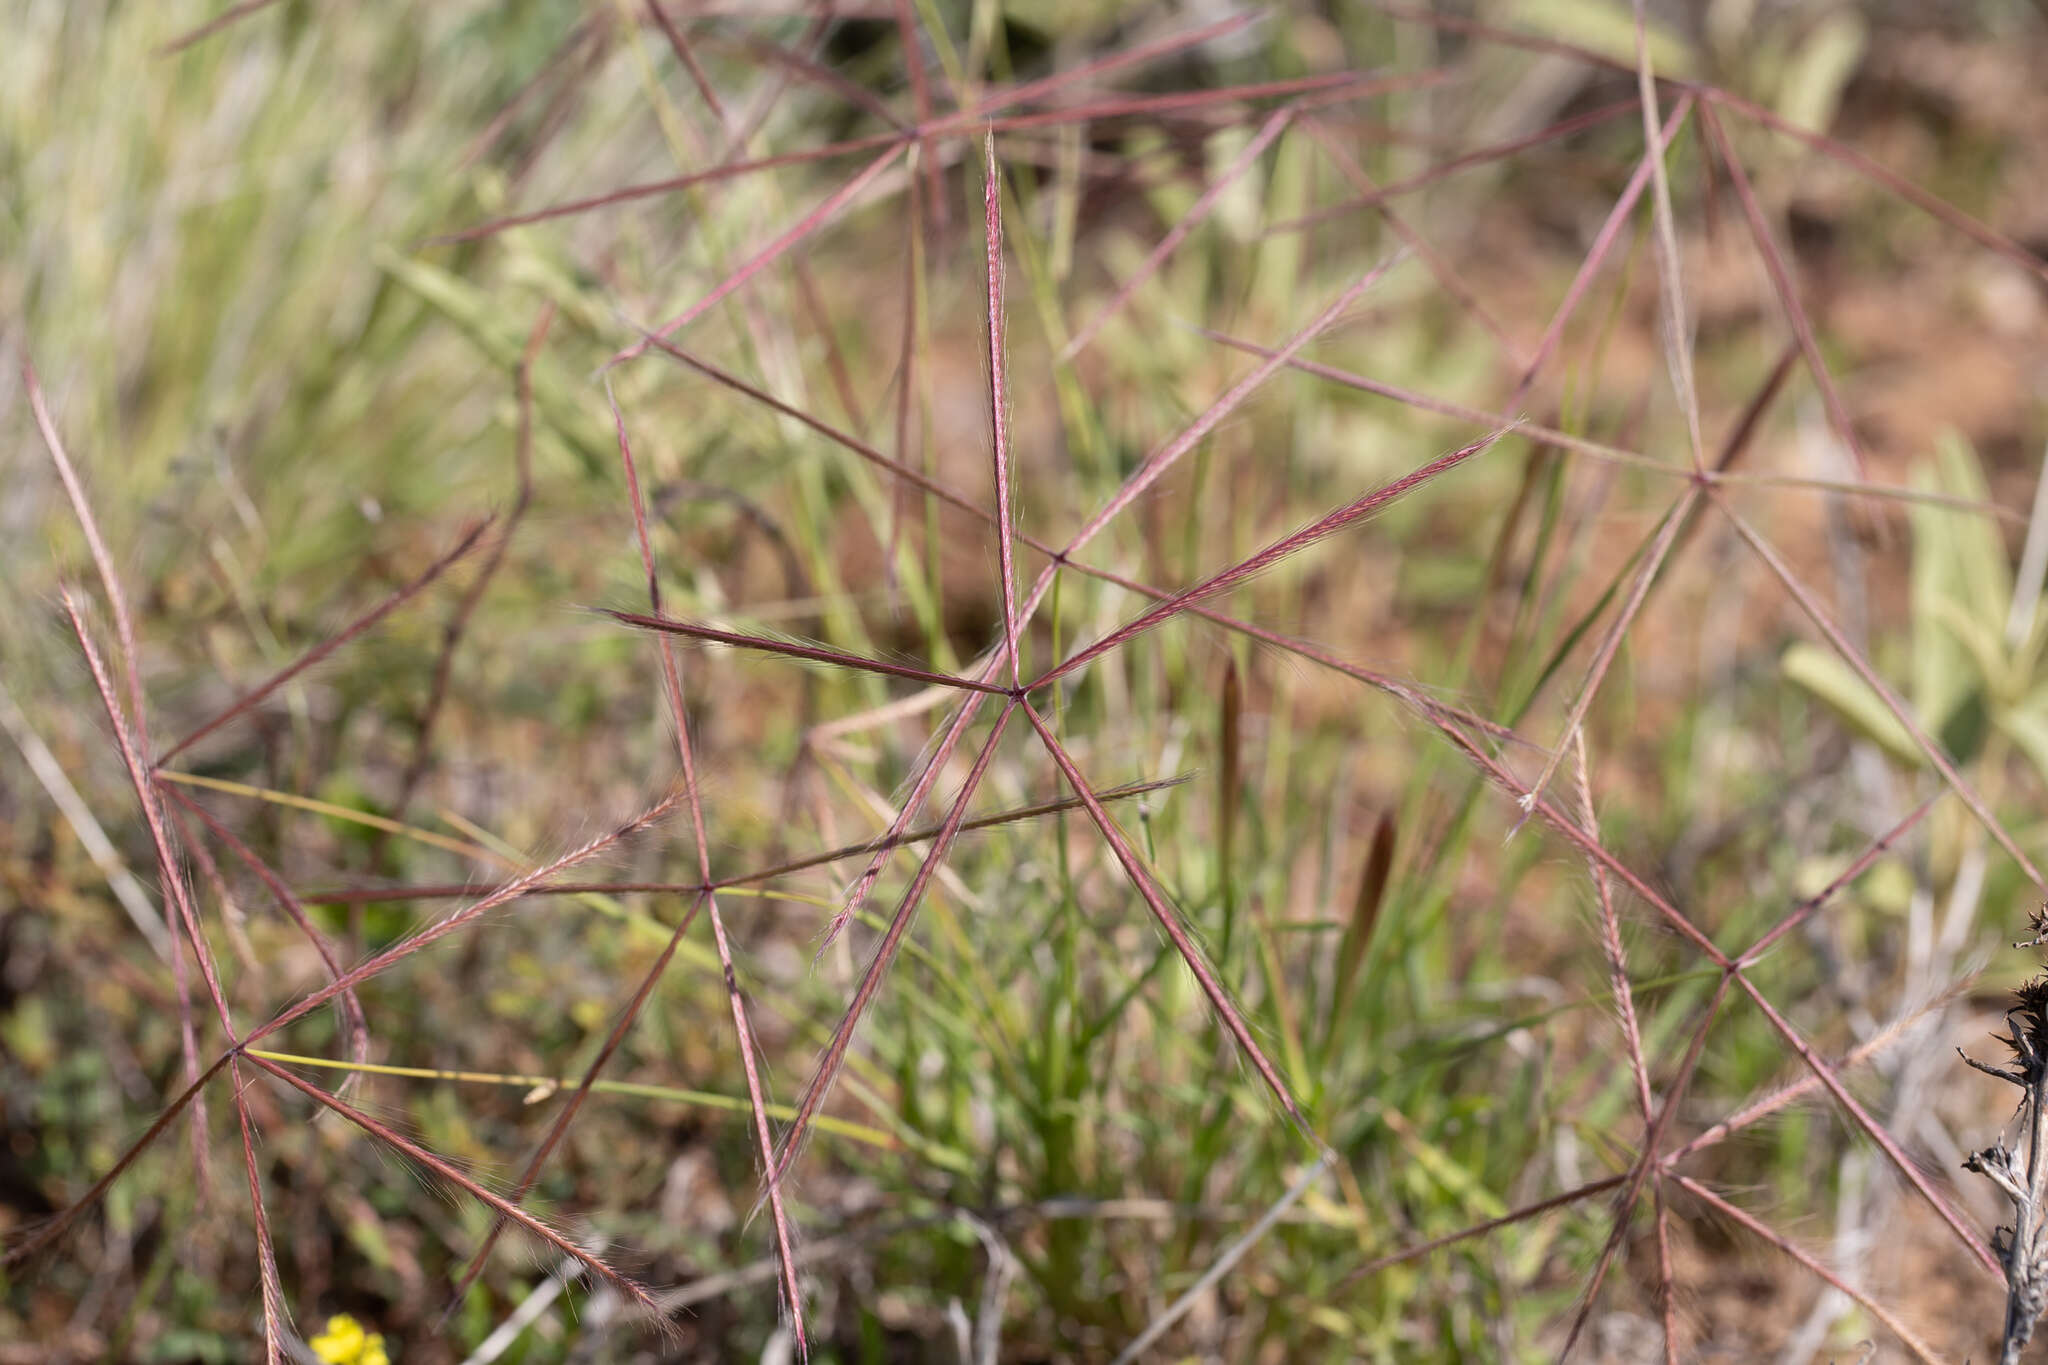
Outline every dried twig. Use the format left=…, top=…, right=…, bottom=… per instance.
left=1963, top=907, right=2048, bottom=1362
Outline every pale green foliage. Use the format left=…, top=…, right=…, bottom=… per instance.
left=1785, top=433, right=2048, bottom=785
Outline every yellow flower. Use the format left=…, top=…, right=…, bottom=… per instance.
left=309, top=1314, right=390, bottom=1365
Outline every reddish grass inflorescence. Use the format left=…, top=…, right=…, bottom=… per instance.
left=16, top=3, right=2048, bottom=1361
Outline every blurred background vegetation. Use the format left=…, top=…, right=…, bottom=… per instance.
left=6, top=1, right=2048, bottom=1361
